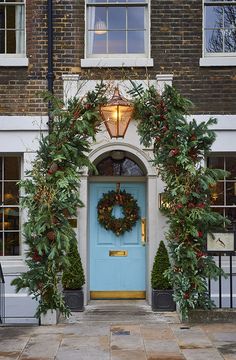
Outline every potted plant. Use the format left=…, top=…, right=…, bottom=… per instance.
left=62, top=241, right=85, bottom=312
left=151, top=240, right=176, bottom=311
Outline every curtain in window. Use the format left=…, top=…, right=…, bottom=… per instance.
left=15, top=5, right=25, bottom=54
left=88, top=7, right=95, bottom=54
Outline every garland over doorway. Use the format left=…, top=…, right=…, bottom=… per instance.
left=130, top=83, right=227, bottom=319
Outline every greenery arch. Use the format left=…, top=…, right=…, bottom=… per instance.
left=12, top=80, right=226, bottom=320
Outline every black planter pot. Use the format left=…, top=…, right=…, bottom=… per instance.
left=152, top=289, right=176, bottom=312
left=63, top=288, right=84, bottom=312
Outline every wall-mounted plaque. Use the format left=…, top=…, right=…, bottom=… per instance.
left=207, top=232, right=236, bottom=253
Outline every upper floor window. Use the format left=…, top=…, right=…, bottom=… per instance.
left=86, top=0, right=148, bottom=58
left=204, top=0, right=236, bottom=55
left=0, top=0, right=25, bottom=55
left=0, top=156, right=21, bottom=256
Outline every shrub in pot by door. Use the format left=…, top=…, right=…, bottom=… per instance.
left=151, top=240, right=176, bottom=311
left=62, top=241, right=85, bottom=312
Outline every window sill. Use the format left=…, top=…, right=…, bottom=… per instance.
left=200, top=57, right=236, bottom=67
left=81, top=58, right=154, bottom=68
left=0, top=56, right=29, bottom=67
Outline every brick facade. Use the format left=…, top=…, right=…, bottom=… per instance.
left=0, top=0, right=235, bottom=116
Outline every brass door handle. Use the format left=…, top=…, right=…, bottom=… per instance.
left=141, top=218, right=146, bottom=246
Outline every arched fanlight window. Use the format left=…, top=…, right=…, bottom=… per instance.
left=90, top=152, right=145, bottom=176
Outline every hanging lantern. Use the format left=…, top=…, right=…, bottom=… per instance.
left=100, top=87, right=134, bottom=138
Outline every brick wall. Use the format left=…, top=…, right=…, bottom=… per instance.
left=0, top=0, right=235, bottom=116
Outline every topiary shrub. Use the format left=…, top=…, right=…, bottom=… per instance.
left=62, top=241, right=85, bottom=290
left=151, top=241, right=172, bottom=290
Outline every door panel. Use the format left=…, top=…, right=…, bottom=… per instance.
left=89, top=182, right=146, bottom=295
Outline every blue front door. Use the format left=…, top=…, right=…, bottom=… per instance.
left=89, top=182, right=146, bottom=298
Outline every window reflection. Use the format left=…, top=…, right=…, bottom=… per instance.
left=204, top=2, right=236, bottom=53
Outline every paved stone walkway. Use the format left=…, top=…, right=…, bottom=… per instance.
left=1, top=301, right=236, bottom=360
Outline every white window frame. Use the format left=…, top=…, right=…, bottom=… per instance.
left=0, top=0, right=28, bottom=67
left=208, top=154, right=236, bottom=231
left=0, top=155, right=22, bottom=258
left=81, top=0, right=153, bottom=68
left=200, top=0, right=236, bottom=66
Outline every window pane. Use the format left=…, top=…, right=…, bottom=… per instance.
left=128, top=31, right=144, bottom=53
left=6, top=5, right=15, bottom=28
left=205, top=29, right=223, bottom=52
left=96, top=157, right=114, bottom=175
left=205, top=6, right=223, bottom=28
left=0, top=158, right=2, bottom=179
left=108, top=31, right=126, bottom=53
left=225, top=207, right=236, bottom=230
left=5, top=232, right=19, bottom=256
left=4, top=208, right=19, bottom=230
left=0, top=208, right=3, bottom=230
left=210, top=182, right=224, bottom=205
left=0, top=30, right=5, bottom=53
left=226, top=182, right=236, bottom=205
left=208, top=157, right=224, bottom=170
left=225, top=28, right=236, bottom=52
left=127, top=7, right=144, bottom=29
left=4, top=156, right=20, bottom=180
left=6, top=29, right=15, bottom=52
left=0, top=233, right=2, bottom=256
left=0, top=6, right=5, bottom=29
left=224, top=5, right=236, bottom=28
left=4, top=182, right=19, bottom=204
left=0, top=182, right=2, bottom=204
left=108, top=7, right=125, bottom=30
left=90, top=31, right=107, bottom=53
left=88, top=7, right=106, bottom=30
left=121, top=158, right=144, bottom=176
left=226, top=157, right=236, bottom=179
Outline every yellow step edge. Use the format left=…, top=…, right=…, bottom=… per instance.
left=90, top=291, right=146, bottom=299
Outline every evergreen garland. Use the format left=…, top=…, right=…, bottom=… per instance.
left=130, top=83, right=228, bottom=319
left=11, top=83, right=107, bottom=318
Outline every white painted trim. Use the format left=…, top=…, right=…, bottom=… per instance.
left=200, top=57, right=236, bottom=67
left=156, top=74, right=173, bottom=93
left=188, top=115, right=236, bottom=130
left=0, top=116, right=48, bottom=130
left=0, top=57, right=28, bottom=67
left=62, top=74, right=80, bottom=81
left=81, top=58, right=154, bottom=68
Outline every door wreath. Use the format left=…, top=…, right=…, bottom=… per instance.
left=97, top=190, right=140, bottom=236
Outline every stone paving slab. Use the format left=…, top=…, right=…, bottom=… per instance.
left=19, top=334, right=62, bottom=360
left=182, top=348, right=224, bottom=360
left=146, top=352, right=186, bottom=360
left=2, top=301, right=236, bottom=360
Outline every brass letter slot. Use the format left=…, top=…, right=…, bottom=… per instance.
left=109, top=250, right=128, bottom=257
